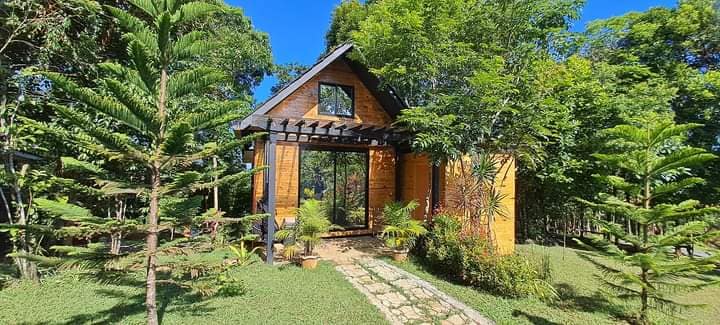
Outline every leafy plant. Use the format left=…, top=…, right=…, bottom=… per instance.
left=276, top=199, right=337, bottom=258
left=228, top=242, right=259, bottom=267
left=21, top=1, right=262, bottom=323
left=423, top=214, right=556, bottom=299
left=577, top=115, right=720, bottom=324
left=380, top=200, right=426, bottom=251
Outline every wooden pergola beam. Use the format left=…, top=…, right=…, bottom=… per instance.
left=243, top=117, right=407, bottom=143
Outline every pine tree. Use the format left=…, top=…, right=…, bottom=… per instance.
left=578, top=114, right=720, bottom=324
left=29, top=1, right=259, bottom=323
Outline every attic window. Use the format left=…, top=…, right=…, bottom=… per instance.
left=319, top=83, right=354, bottom=117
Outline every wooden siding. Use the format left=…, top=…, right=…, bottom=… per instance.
left=274, top=142, right=300, bottom=224
left=440, top=155, right=516, bottom=254
left=251, top=139, right=265, bottom=214
left=266, top=60, right=392, bottom=126
left=400, top=153, right=432, bottom=221
left=369, top=147, right=396, bottom=232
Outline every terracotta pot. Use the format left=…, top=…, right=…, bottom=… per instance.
left=392, top=250, right=408, bottom=262
left=301, top=255, right=319, bottom=269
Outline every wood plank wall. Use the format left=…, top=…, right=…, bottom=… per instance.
left=251, top=139, right=265, bottom=214
left=266, top=60, right=392, bottom=126
left=368, top=147, right=396, bottom=232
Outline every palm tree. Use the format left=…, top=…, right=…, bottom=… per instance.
left=381, top=200, right=427, bottom=261
left=40, top=1, right=250, bottom=323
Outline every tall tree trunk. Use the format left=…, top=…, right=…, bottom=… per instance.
left=146, top=65, right=168, bottom=325
left=111, top=197, right=125, bottom=255
left=145, top=166, right=161, bottom=325
left=640, top=269, right=649, bottom=324
left=213, top=156, right=219, bottom=210
left=3, top=123, right=38, bottom=281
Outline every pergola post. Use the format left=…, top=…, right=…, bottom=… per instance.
left=265, top=133, right=277, bottom=264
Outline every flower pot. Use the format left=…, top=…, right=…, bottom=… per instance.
left=392, top=249, right=408, bottom=262
left=301, top=255, right=319, bottom=269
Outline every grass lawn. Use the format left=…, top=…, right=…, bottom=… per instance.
left=392, top=244, right=720, bottom=325
left=0, top=248, right=387, bottom=325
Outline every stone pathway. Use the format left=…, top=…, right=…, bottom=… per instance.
left=335, top=258, right=494, bottom=325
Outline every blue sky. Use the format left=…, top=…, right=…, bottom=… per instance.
left=227, top=0, right=677, bottom=103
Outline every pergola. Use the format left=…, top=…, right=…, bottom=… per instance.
left=237, top=116, right=411, bottom=263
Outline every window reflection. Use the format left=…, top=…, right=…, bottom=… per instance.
left=300, top=148, right=367, bottom=229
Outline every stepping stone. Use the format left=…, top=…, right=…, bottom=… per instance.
left=392, top=278, right=418, bottom=290
left=365, top=282, right=392, bottom=294
left=410, top=287, right=433, bottom=299
left=370, top=266, right=402, bottom=281
left=336, top=258, right=494, bottom=325
left=377, top=292, right=408, bottom=307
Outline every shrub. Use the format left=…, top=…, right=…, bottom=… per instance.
left=420, top=214, right=556, bottom=299
left=463, top=252, right=557, bottom=299
left=380, top=201, right=427, bottom=251
left=423, top=214, right=466, bottom=277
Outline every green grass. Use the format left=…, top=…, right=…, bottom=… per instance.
left=392, top=244, right=720, bottom=325
left=0, top=250, right=387, bottom=325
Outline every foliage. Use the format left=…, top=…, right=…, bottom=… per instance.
left=380, top=200, right=426, bottom=251
left=577, top=115, right=720, bottom=324
left=276, top=199, right=337, bottom=257
left=325, top=0, right=368, bottom=50
left=397, top=244, right=720, bottom=324
left=421, top=215, right=556, bottom=299
left=1, top=0, right=268, bottom=323
left=269, top=63, right=309, bottom=95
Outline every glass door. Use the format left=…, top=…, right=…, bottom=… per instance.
left=299, top=147, right=368, bottom=229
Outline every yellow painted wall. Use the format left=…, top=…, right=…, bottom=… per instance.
left=440, top=155, right=516, bottom=254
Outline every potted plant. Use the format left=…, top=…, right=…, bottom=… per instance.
left=381, top=200, right=427, bottom=262
left=276, top=199, right=334, bottom=269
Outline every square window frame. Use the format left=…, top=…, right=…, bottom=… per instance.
left=318, top=82, right=355, bottom=118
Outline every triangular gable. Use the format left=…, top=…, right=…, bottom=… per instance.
left=238, top=43, right=406, bottom=130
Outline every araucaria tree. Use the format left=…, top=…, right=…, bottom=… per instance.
left=40, top=1, right=253, bottom=323
left=578, top=114, right=720, bottom=324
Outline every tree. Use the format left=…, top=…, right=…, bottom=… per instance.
left=36, top=1, right=258, bottom=323
left=578, top=0, right=720, bottom=204
left=1, top=0, right=112, bottom=281
left=577, top=113, right=720, bottom=324
left=325, top=0, right=368, bottom=50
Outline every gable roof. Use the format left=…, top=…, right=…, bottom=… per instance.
left=237, top=43, right=406, bottom=131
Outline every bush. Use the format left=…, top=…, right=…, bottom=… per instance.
left=420, top=214, right=556, bottom=299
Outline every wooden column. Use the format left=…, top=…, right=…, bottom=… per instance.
left=265, top=133, right=277, bottom=264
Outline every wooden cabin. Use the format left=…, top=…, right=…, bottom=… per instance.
left=235, top=44, right=516, bottom=262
